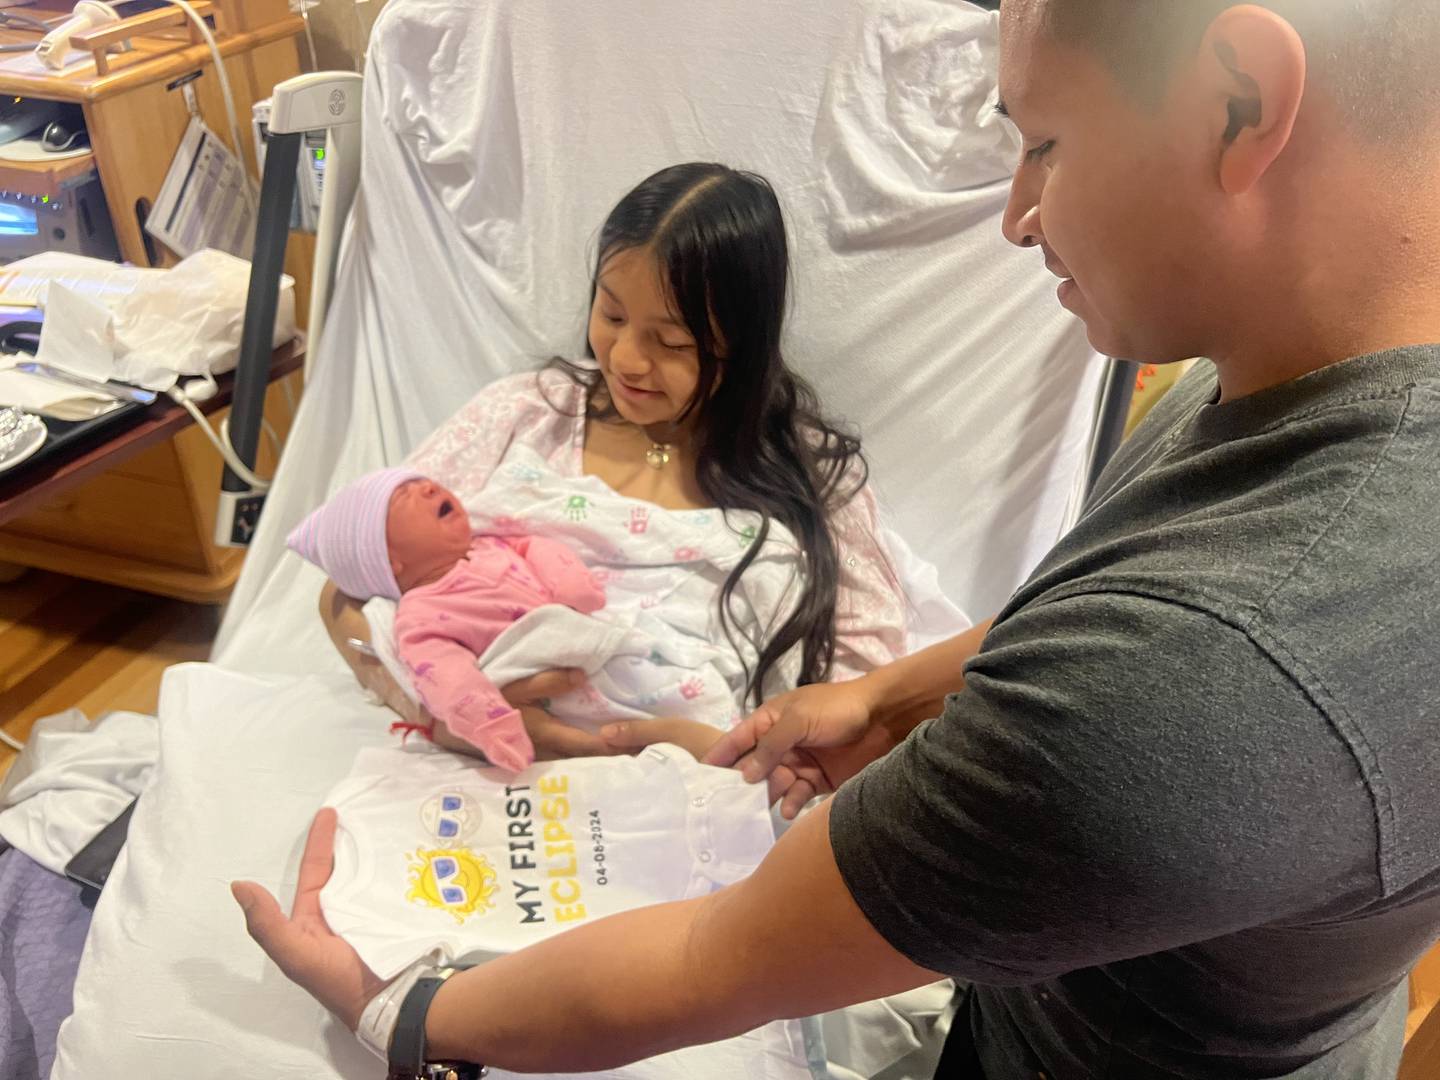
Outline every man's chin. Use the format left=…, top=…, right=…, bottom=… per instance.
left=1082, top=323, right=1194, bottom=366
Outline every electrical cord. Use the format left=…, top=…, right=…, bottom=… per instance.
left=226, top=411, right=283, bottom=470
left=0, top=9, right=60, bottom=35
left=279, top=369, right=298, bottom=417
left=0, top=729, right=25, bottom=753
left=0, top=9, right=62, bottom=51
left=168, top=382, right=276, bottom=491
left=289, top=0, right=319, bottom=71
left=159, top=0, right=286, bottom=492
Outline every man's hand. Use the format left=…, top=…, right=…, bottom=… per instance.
left=598, top=717, right=726, bottom=761
left=704, top=678, right=896, bottom=819
left=231, top=809, right=389, bottom=1032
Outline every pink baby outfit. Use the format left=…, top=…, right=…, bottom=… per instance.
left=407, top=368, right=910, bottom=682
left=394, top=534, right=605, bottom=772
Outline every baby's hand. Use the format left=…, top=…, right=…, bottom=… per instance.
left=599, top=717, right=725, bottom=762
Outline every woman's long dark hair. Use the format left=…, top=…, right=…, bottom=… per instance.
left=549, top=163, right=866, bottom=705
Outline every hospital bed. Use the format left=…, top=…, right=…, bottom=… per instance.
left=0, top=1, right=1123, bottom=1076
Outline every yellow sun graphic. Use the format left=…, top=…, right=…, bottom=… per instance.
left=405, top=847, right=500, bottom=924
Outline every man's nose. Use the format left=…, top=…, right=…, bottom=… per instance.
left=1002, top=167, right=1045, bottom=250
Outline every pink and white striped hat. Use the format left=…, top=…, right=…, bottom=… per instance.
left=286, top=467, right=422, bottom=601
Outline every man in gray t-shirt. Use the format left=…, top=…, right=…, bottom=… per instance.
left=236, top=2, right=1440, bottom=1077
left=832, top=343, right=1440, bottom=1077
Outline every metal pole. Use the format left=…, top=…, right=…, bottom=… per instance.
left=222, top=130, right=302, bottom=494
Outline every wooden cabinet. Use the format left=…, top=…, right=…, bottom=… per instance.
left=0, top=7, right=310, bottom=602
left=0, top=370, right=300, bottom=603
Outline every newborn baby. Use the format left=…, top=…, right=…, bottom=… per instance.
left=288, top=468, right=605, bottom=771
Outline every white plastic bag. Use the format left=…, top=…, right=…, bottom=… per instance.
left=112, top=248, right=296, bottom=387
left=26, top=248, right=296, bottom=391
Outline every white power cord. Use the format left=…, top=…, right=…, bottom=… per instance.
left=225, top=411, right=283, bottom=468
left=279, top=370, right=297, bottom=417
left=169, top=379, right=277, bottom=491
left=161, top=3, right=287, bottom=491
left=0, top=729, right=25, bottom=753
left=289, top=0, right=320, bottom=71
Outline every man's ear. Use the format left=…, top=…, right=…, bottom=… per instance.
left=1199, top=5, right=1308, bottom=195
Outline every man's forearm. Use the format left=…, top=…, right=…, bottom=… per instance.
left=866, top=617, right=994, bottom=739
left=423, top=802, right=936, bottom=1071
left=425, top=896, right=745, bottom=1070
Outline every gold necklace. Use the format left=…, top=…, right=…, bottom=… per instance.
left=645, top=441, right=673, bottom=470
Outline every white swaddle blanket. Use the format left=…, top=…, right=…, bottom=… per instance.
left=366, top=446, right=806, bottom=734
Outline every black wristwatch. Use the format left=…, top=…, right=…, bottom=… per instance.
left=386, top=966, right=487, bottom=1080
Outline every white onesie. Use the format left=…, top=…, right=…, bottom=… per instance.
left=319, top=743, right=777, bottom=979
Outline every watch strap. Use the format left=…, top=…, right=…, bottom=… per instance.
left=385, top=970, right=486, bottom=1080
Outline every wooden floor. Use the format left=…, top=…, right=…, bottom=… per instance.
left=0, top=567, right=219, bottom=782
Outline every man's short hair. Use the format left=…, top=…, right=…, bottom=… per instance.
left=1033, top=0, right=1439, bottom=135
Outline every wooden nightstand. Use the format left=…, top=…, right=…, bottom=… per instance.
left=0, top=1, right=311, bottom=603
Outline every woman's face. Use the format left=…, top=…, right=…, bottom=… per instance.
left=588, top=246, right=702, bottom=429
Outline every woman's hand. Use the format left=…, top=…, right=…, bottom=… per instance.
left=705, top=678, right=894, bottom=819
left=598, top=717, right=726, bottom=761
left=318, top=580, right=431, bottom=724
left=231, top=809, right=388, bottom=1032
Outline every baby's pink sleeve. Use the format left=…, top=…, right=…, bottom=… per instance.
left=396, top=613, right=534, bottom=772
left=509, top=536, right=605, bottom=614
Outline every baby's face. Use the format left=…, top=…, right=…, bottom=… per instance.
left=386, top=478, right=472, bottom=591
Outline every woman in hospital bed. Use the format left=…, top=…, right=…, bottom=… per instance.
left=317, top=162, right=911, bottom=758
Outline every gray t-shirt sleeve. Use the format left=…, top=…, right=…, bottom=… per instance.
left=829, top=591, right=1381, bottom=984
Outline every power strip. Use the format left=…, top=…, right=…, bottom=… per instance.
left=215, top=488, right=266, bottom=548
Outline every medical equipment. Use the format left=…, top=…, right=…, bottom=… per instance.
left=262, top=70, right=360, bottom=357
left=252, top=100, right=327, bottom=232
left=36, top=0, right=117, bottom=68
left=211, top=70, right=361, bottom=546
left=159, top=0, right=254, bottom=220
left=0, top=174, right=120, bottom=263
left=32, top=1, right=175, bottom=66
